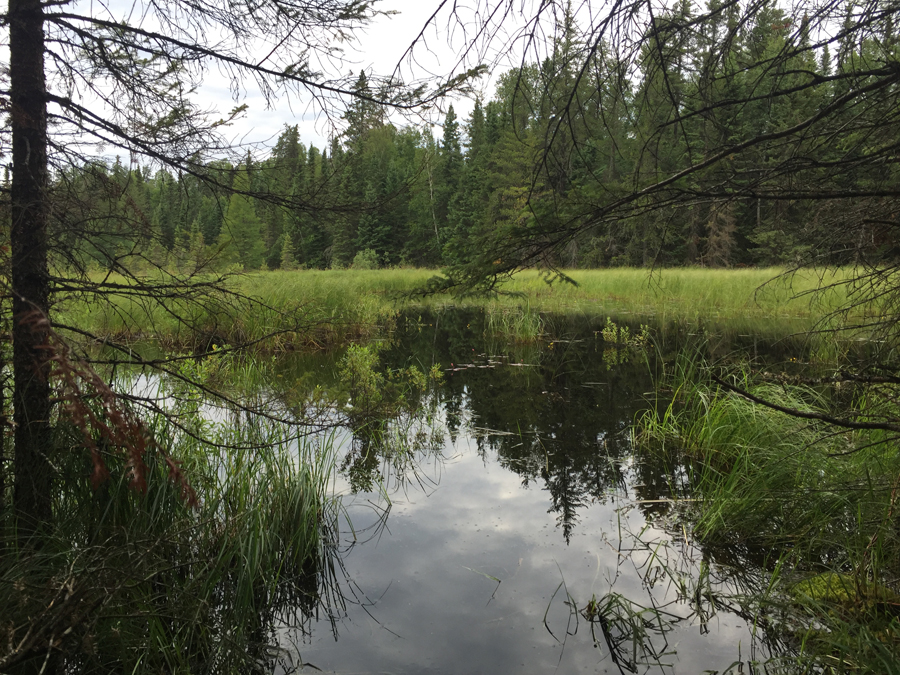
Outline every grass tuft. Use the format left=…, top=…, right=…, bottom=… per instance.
left=1, top=405, right=345, bottom=673
left=636, top=347, right=900, bottom=672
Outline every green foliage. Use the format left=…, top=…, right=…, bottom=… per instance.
left=599, top=317, right=650, bottom=348
left=218, top=169, right=266, bottom=270
left=351, top=248, right=380, bottom=270
left=50, top=0, right=900, bottom=279
left=280, top=231, right=298, bottom=270
left=0, top=398, right=343, bottom=673
left=594, top=317, right=652, bottom=369
left=61, top=267, right=861, bottom=351
left=636, top=347, right=900, bottom=673
left=333, top=344, right=445, bottom=493
left=337, top=344, right=440, bottom=428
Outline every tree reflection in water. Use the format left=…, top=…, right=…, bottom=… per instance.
left=299, top=308, right=804, bottom=674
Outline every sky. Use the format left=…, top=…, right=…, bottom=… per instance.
left=205, top=0, right=494, bottom=155
left=26, top=0, right=563, bottom=165
left=200, top=0, right=602, bottom=157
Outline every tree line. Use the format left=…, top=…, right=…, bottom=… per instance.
left=54, top=0, right=899, bottom=276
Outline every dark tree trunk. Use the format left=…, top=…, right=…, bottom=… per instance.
left=9, top=0, right=53, bottom=531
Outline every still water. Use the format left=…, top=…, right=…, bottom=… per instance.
left=279, top=310, right=787, bottom=674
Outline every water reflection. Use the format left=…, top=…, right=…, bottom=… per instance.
left=278, top=310, right=789, bottom=674
left=384, top=311, right=654, bottom=543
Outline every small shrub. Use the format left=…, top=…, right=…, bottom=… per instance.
left=599, top=317, right=650, bottom=347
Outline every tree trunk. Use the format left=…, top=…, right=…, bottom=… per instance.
left=10, top=0, right=53, bottom=531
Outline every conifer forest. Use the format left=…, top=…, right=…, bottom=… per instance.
left=53, top=0, right=898, bottom=276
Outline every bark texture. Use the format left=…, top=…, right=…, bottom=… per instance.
left=10, top=0, right=52, bottom=529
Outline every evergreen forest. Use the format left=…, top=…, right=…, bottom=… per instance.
left=48, top=0, right=895, bottom=276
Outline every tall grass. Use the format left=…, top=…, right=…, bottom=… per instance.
left=62, top=268, right=859, bottom=350
left=484, top=302, right=546, bottom=342
left=1, top=406, right=345, bottom=673
left=62, top=269, right=436, bottom=350
left=462, top=267, right=855, bottom=322
left=0, top=299, right=459, bottom=672
left=636, top=345, right=900, bottom=672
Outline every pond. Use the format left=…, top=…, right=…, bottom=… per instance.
left=273, top=310, right=801, bottom=675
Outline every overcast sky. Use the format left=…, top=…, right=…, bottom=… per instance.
left=207, top=0, right=492, bottom=155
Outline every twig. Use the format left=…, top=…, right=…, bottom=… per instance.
left=710, top=375, right=900, bottom=434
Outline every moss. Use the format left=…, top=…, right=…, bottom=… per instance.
left=792, top=572, right=900, bottom=611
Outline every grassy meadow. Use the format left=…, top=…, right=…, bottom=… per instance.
left=67, top=267, right=860, bottom=349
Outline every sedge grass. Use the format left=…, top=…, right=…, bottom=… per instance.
left=1, top=404, right=345, bottom=673
left=484, top=302, right=546, bottom=342
left=61, top=267, right=862, bottom=350
left=452, top=267, right=856, bottom=323
left=61, top=268, right=437, bottom=351
left=636, top=346, right=900, bottom=672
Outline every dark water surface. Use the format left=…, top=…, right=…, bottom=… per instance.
left=281, top=310, right=784, bottom=675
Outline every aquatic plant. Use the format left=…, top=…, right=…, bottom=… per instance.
left=0, top=396, right=345, bottom=673
left=337, top=343, right=440, bottom=426
left=598, top=316, right=650, bottom=346
left=484, top=303, right=546, bottom=342
left=335, top=343, right=445, bottom=492
left=636, top=347, right=900, bottom=673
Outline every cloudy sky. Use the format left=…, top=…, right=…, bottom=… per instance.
left=205, top=0, right=497, bottom=154
left=47, top=0, right=569, bottom=163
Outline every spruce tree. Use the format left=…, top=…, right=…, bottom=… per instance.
left=280, top=231, right=299, bottom=270
left=219, top=169, right=266, bottom=270
left=435, top=106, right=463, bottom=260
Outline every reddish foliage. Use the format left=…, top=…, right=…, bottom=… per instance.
left=27, top=313, right=197, bottom=506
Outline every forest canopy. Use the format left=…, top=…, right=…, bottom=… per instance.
left=48, top=0, right=900, bottom=282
